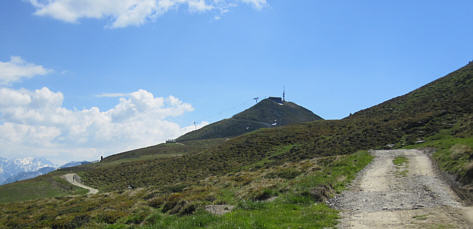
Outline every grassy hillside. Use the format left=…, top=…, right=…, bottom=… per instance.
left=101, top=138, right=226, bottom=163
left=64, top=62, right=472, bottom=192
left=350, top=62, right=473, bottom=127
left=232, top=99, right=322, bottom=125
left=78, top=118, right=398, bottom=191
left=177, top=99, right=322, bottom=142
left=0, top=174, right=87, bottom=203
left=0, top=151, right=372, bottom=228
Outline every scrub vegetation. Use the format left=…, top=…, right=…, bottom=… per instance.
left=0, top=151, right=371, bottom=228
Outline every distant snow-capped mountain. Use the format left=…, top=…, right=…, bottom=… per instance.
left=4, top=167, right=56, bottom=184
left=0, top=157, right=56, bottom=185
left=59, top=161, right=91, bottom=169
left=13, top=157, right=55, bottom=172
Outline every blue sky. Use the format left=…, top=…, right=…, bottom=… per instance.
left=0, top=0, right=472, bottom=163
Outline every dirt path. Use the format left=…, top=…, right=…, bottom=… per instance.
left=330, top=149, right=473, bottom=228
left=63, top=173, right=98, bottom=195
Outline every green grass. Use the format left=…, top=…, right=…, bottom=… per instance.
left=0, top=175, right=87, bottom=203
left=0, top=151, right=372, bottom=228
left=140, top=151, right=372, bottom=228
left=398, top=170, right=408, bottom=177
left=408, top=134, right=473, bottom=185
left=393, top=156, right=408, bottom=166
left=241, top=144, right=295, bottom=170
left=140, top=203, right=337, bottom=229
left=293, top=151, right=374, bottom=194
left=412, top=214, right=428, bottom=220
left=212, top=202, right=337, bottom=229
left=393, top=155, right=409, bottom=177
left=96, top=153, right=184, bottom=169
left=100, top=139, right=226, bottom=163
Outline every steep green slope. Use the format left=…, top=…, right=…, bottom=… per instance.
left=176, top=98, right=322, bottom=142
left=79, top=62, right=473, bottom=192
left=0, top=173, right=87, bottom=203
left=101, top=138, right=225, bottom=163
left=350, top=62, right=473, bottom=131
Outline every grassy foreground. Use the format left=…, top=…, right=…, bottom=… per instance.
left=107, top=150, right=373, bottom=229
left=0, top=151, right=372, bottom=228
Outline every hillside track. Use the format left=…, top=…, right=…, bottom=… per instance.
left=63, top=173, right=98, bottom=195
left=331, top=149, right=473, bottom=228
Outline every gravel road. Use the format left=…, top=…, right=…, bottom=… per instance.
left=330, top=149, right=473, bottom=228
left=63, top=173, right=98, bottom=195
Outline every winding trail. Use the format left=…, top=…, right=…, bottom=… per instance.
left=63, top=173, right=98, bottom=195
left=331, top=149, right=473, bottom=228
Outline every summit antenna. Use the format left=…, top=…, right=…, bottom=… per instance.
left=253, top=97, right=259, bottom=104
left=283, top=86, right=286, bottom=102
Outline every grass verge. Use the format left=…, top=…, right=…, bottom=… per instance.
left=408, top=133, right=473, bottom=185
left=0, top=175, right=88, bottom=203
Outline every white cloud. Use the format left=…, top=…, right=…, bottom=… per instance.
left=240, top=0, right=267, bottom=9
left=0, top=56, right=52, bottom=85
left=28, top=0, right=268, bottom=28
left=0, top=87, right=207, bottom=163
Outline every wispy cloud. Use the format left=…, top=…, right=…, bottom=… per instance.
left=27, top=0, right=268, bottom=28
left=96, top=93, right=130, bottom=98
left=0, top=56, right=52, bottom=85
left=240, top=0, right=267, bottom=9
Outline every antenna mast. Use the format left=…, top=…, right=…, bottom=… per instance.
left=283, top=86, right=286, bottom=102
left=253, top=97, right=259, bottom=104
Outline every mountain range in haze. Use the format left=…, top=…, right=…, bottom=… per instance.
left=0, top=157, right=90, bottom=185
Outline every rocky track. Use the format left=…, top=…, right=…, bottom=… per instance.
left=63, top=173, right=98, bottom=195
left=330, top=149, right=473, bottom=228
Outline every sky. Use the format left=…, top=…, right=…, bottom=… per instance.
left=0, top=0, right=472, bottom=164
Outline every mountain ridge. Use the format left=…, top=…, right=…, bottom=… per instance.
left=0, top=158, right=94, bottom=185
left=0, top=157, right=55, bottom=185
left=176, top=98, right=322, bottom=142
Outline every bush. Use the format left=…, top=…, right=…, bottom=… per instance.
left=96, top=211, right=126, bottom=224
left=147, top=196, right=166, bottom=208
left=265, top=168, right=302, bottom=179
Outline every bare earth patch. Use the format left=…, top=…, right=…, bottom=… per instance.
left=330, top=149, right=473, bottom=228
left=205, top=205, right=235, bottom=215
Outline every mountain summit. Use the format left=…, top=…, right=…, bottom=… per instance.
left=177, top=97, right=322, bottom=141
